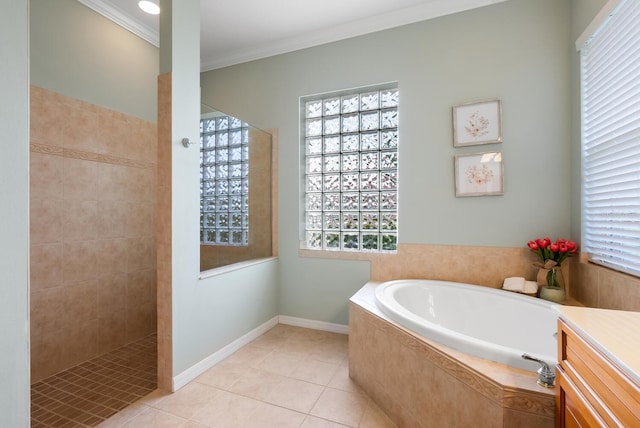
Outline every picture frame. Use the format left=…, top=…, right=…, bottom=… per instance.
left=454, top=151, right=504, bottom=197
left=453, top=99, right=502, bottom=146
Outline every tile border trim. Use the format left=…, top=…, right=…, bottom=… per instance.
left=30, top=142, right=156, bottom=170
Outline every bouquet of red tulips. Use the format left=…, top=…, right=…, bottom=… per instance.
left=527, top=237, right=577, bottom=266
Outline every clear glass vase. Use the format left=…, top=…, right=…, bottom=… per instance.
left=539, top=266, right=565, bottom=303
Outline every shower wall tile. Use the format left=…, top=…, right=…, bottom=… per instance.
left=30, top=198, right=63, bottom=245
left=125, top=202, right=156, bottom=237
left=97, top=274, right=128, bottom=315
left=97, top=108, right=130, bottom=158
left=98, top=309, right=129, bottom=354
left=31, top=331, right=65, bottom=382
left=31, top=287, right=66, bottom=334
left=126, top=236, right=156, bottom=271
left=30, top=152, right=63, bottom=198
left=30, top=243, right=64, bottom=291
left=63, top=319, right=99, bottom=367
left=97, top=238, right=129, bottom=278
left=61, top=280, right=98, bottom=330
left=30, top=86, right=65, bottom=146
left=62, top=199, right=98, bottom=242
left=97, top=162, right=129, bottom=201
left=30, top=86, right=157, bottom=382
left=62, top=97, right=100, bottom=152
left=62, top=241, right=99, bottom=283
left=99, top=200, right=128, bottom=238
left=63, top=157, right=98, bottom=199
left=127, top=269, right=156, bottom=306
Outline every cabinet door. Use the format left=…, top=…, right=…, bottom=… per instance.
left=557, top=366, right=606, bottom=428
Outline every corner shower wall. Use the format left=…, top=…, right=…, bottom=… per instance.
left=29, top=86, right=157, bottom=382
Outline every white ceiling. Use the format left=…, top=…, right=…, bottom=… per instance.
left=79, top=0, right=508, bottom=71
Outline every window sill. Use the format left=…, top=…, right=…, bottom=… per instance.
left=199, top=256, right=278, bottom=280
left=298, top=248, right=396, bottom=262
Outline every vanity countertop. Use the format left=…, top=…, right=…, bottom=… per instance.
left=558, top=305, right=640, bottom=386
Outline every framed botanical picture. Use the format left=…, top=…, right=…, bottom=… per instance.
left=454, top=151, right=504, bottom=197
left=453, top=99, right=502, bottom=146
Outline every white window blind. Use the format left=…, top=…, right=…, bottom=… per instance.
left=582, top=0, right=640, bottom=277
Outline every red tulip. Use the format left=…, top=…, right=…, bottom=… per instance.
left=536, top=238, right=549, bottom=249
left=527, top=241, right=539, bottom=250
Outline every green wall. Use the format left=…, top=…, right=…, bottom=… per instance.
left=0, top=1, right=30, bottom=426
left=159, top=0, right=280, bottom=377
left=201, top=0, right=574, bottom=324
left=30, top=0, right=158, bottom=121
left=569, top=0, right=607, bottom=241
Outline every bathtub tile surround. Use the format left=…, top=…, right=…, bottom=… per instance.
left=349, top=284, right=555, bottom=428
left=571, top=259, right=640, bottom=312
left=29, top=86, right=157, bottom=382
left=348, top=242, right=640, bottom=313
left=370, top=243, right=552, bottom=288
left=96, top=324, right=395, bottom=428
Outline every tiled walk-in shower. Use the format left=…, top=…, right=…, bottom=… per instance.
left=30, top=334, right=157, bottom=427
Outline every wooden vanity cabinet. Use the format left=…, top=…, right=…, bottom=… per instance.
left=556, top=319, right=640, bottom=428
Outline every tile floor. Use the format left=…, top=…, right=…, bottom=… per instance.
left=97, top=324, right=396, bottom=428
left=31, top=334, right=158, bottom=427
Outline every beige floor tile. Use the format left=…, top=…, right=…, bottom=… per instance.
left=359, top=400, right=397, bottom=428
left=224, top=343, right=272, bottom=367
left=310, top=338, right=349, bottom=365
left=256, top=350, right=304, bottom=376
left=327, top=365, right=363, bottom=394
left=301, top=415, right=351, bottom=427
left=250, top=332, right=290, bottom=350
left=227, top=367, right=286, bottom=400
left=264, top=324, right=301, bottom=339
left=290, top=358, right=340, bottom=385
left=243, top=402, right=306, bottom=428
left=265, top=377, right=325, bottom=413
left=182, top=422, right=208, bottom=428
left=152, top=382, right=219, bottom=419
left=121, top=407, right=188, bottom=428
left=276, top=338, right=318, bottom=356
left=190, top=390, right=261, bottom=427
left=194, top=360, right=247, bottom=390
left=310, top=388, right=369, bottom=427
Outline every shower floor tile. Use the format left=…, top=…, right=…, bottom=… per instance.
left=31, top=333, right=157, bottom=428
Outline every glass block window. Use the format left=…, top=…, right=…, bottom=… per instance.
left=302, top=85, right=399, bottom=252
left=200, top=115, right=249, bottom=245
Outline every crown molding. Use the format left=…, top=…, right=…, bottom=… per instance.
left=77, top=0, right=159, bottom=47
left=78, top=0, right=507, bottom=71
left=201, top=0, right=508, bottom=71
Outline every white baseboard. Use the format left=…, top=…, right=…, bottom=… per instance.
left=172, top=315, right=279, bottom=391
left=278, top=315, right=349, bottom=335
left=172, top=315, right=348, bottom=391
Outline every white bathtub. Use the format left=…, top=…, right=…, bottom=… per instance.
left=375, top=279, right=559, bottom=372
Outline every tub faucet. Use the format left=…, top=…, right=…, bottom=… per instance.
left=521, top=353, right=555, bottom=388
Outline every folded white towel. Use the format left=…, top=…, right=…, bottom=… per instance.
left=502, top=277, right=526, bottom=292
left=523, top=280, right=538, bottom=294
